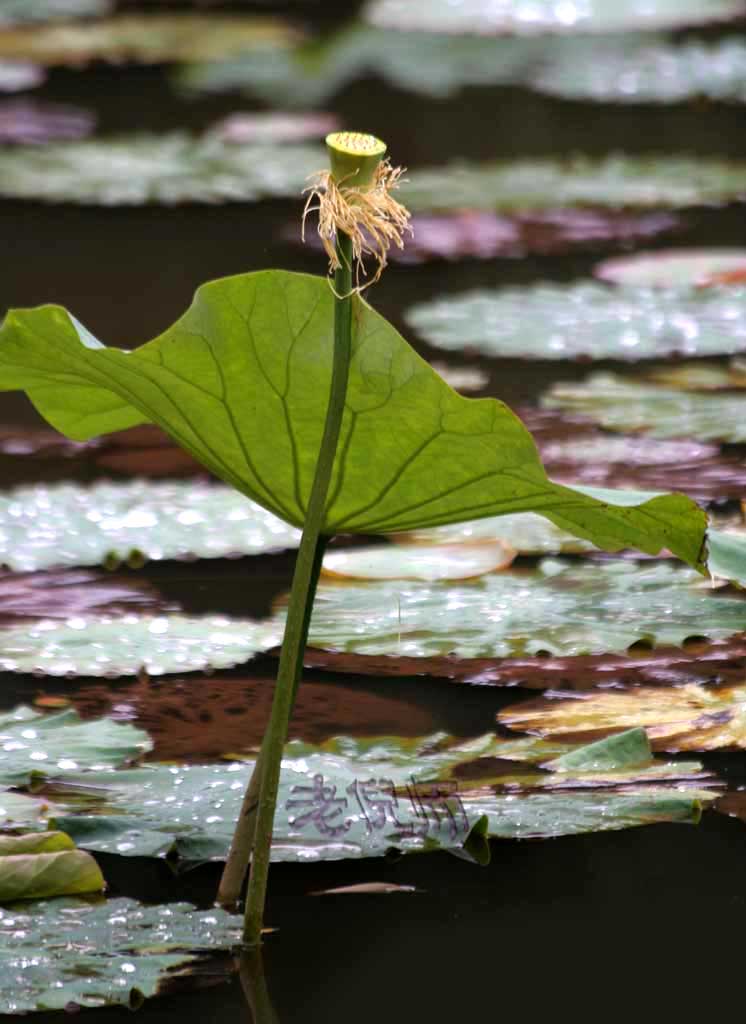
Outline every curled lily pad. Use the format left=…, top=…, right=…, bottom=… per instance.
left=36, top=725, right=713, bottom=862
left=321, top=541, right=515, bottom=581
left=406, top=279, right=746, bottom=361
left=534, top=36, right=746, bottom=104
left=0, top=896, right=241, bottom=1013
left=0, top=15, right=300, bottom=66
left=596, top=248, right=746, bottom=287
left=0, top=846, right=104, bottom=902
left=0, top=615, right=280, bottom=678
left=0, top=0, right=111, bottom=24
left=364, top=0, right=744, bottom=34
left=0, top=61, right=44, bottom=92
left=499, top=683, right=746, bottom=753
left=544, top=368, right=746, bottom=442
left=398, top=512, right=593, bottom=555
left=294, top=559, right=746, bottom=660
left=0, top=480, right=299, bottom=572
left=401, top=155, right=746, bottom=214
left=0, top=135, right=323, bottom=205
left=0, top=704, right=151, bottom=784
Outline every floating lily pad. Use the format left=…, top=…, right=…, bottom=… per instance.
left=291, top=559, right=746, bottom=661
left=428, top=363, right=489, bottom=393
left=0, top=100, right=94, bottom=143
left=0, top=15, right=300, bottom=66
left=398, top=512, right=593, bottom=555
left=33, top=726, right=712, bottom=863
left=544, top=368, right=746, bottom=442
left=364, top=0, right=744, bottom=34
left=0, top=134, right=323, bottom=205
left=207, top=111, right=338, bottom=145
left=0, top=844, right=104, bottom=903
left=596, top=248, right=746, bottom=287
left=407, top=279, right=746, bottom=361
left=499, top=682, right=746, bottom=752
left=535, top=35, right=746, bottom=104
left=0, top=61, right=44, bottom=92
left=0, top=791, right=57, bottom=827
left=0, top=569, right=167, bottom=622
left=0, top=705, right=151, bottom=784
left=401, top=155, right=746, bottom=214
left=0, top=615, right=280, bottom=678
left=0, top=0, right=111, bottom=24
left=0, top=480, right=299, bottom=572
left=321, top=542, right=515, bottom=582
left=0, top=896, right=241, bottom=1013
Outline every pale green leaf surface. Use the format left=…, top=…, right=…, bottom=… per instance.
left=0, top=0, right=111, bottom=24
left=0, top=848, right=104, bottom=902
left=299, top=559, right=746, bottom=659
left=0, top=270, right=708, bottom=568
left=399, top=511, right=595, bottom=554
left=0, top=792, right=56, bottom=827
left=0, top=897, right=241, bottom=1013
left=0, top=830, right=73, bottom=855
left=544, top=371, right=746, bottom=442
left=0, top=480, right=300, bottom=572
left=406, top=280, right=746, bottom=361
left=0, top=135, right=323, bottom=205
left=401, top=156, right=746, bottom=213
left=596, top=248, right=746, bottom=286
left=0, top=615, right=280, bottom=677
left=364, top=0, right=744, bottom=34
left=0, top=705, right=150, bottom=784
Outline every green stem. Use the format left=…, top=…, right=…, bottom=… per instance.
left=242, top=232, right=353, bottom=945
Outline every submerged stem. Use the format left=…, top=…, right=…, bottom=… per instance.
left=240, top=232, right=353, bottom=945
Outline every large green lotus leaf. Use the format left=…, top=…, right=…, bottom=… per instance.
left=46, top=728, right=711, bottom=861
left=544, top=371, right=746, bottom=442
left=534, top=35, right=746, bottom=104
left=0, top=480, right=299, bottom=572
left=0, top=135, right=323, bottom=205
left=297, top=558, right=746, bottom=660
left=401, top=156, right=746, bottom=214
left=0, top=896, right=241, bottom=1013
left=364, top=0, right=743, bottom=34
left=0, top=705, right=151, bottom=785
left=178, top=25, right=543, bottom=105
left=0, top=0, right=111, bottom=24
left=0, top=270, right=708, bottom=569
left=406, top=280, right=746, bottom=361
left=0, top=615, right=280, bottom=678
left=0, top=847, right=104, bottom=902
left=499, top=682, right=746, bottom=753
left=0, top=15, right=299, bottom=65
left=596, top=248, right=746, bottom=287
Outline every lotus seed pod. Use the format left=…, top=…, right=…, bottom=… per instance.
left=325, top=131, right=387, bottom=188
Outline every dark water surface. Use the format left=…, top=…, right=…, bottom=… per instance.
left=4, top=9, right=746, bottom=1022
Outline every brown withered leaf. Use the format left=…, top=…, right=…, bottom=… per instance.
left=497, top=682, right=746, bottom=752
left=0, top=568, right=168, bottom=624
left=300, top=634, right=746, bottom=690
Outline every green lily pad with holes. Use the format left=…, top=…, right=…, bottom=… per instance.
left=321, top=541, right=515, bottom=581
left=0, top=14, right=299, bottom=66
left=0, top=896, right=241, bottom=1013
left=398, top=512, right=594, bottom=554
left=0, top=616, right=280, bottom=678
left=498, top=682, right=746, bottom=753
left=0, top=480, right=299, bottom=572
left=596, top=248, right=746, bottom=287
left=0, top=846, right=104, bottom=902
left=0, top=705, right=151, bottom=784
left=406, top=280, right=746, bottom=361
left=0, top=270, right=708, bottom=569
left=534, top=35, right=746, bottom=104
left=401, top=155, right=746, bottom=214
left=38, top=725, right=712, bottom=861
left=0, top=135, right=323, bottom=205
left=178, top=25, right=543, bottom=105
left=0, top=0, right=111, bottom=24
left=290, top=558, right=746, bottom=660
left=544, top=370, right=746, bottom=442
left=364, top=0, right=744, bottom=34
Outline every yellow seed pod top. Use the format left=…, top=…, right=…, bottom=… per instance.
left=325, top=131, right=387, bottom=188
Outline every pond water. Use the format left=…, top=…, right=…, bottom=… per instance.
left=4, top=1, right=746, bottom=1020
